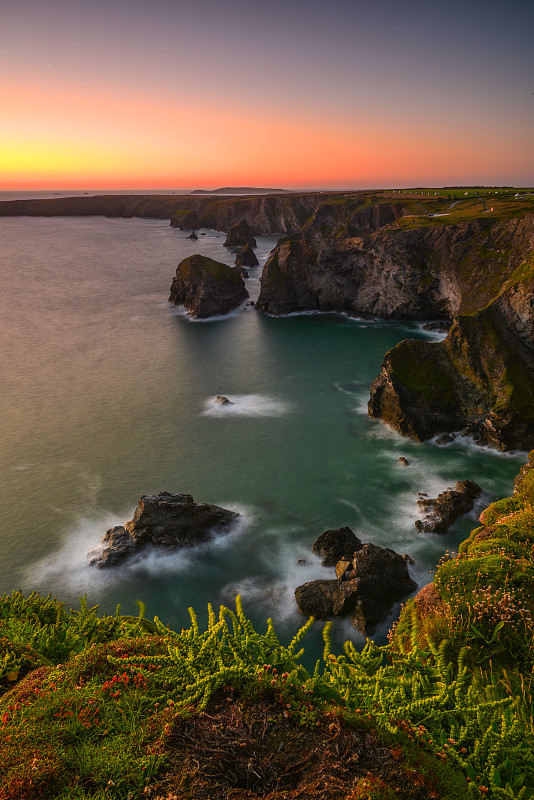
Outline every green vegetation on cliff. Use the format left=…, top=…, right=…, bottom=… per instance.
left=2, top=456, right=534, bottom=798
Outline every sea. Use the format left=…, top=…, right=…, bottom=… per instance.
left=0, top=195, right=526, bottom=660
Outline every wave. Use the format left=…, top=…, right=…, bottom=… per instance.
left=201, top=393, right=292, bottom=417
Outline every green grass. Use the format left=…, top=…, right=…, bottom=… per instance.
left=3, top=454, right=534, bottom=798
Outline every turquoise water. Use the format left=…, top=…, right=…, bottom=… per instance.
left=0, top=215, right=525, bottom=658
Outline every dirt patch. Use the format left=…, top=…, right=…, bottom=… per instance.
left=145, top=689, right=444, bottom=799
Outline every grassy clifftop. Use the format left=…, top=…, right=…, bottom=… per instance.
left=2, top=456, right=534, bottom=798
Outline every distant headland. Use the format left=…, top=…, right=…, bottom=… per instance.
left=191, top=186, right=292, bottom=195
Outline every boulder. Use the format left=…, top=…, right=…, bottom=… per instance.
left=295, top=542, right=417, bottom=634
left=169, top=254, right=249, bottom=318
left=415, top=479, right=481, bottom=533
left=312, top=526, right=363, bottom=566
left=435, top=434, right=454, bottom=446
left=88, top=491, right=239, bottom=568
left=215, top=395, right=232, bottom=405
left=235, top=244, right=259, bottom=268
left=224, top=219, right=257, bottom=248
left=186, top=230, right=198, bottom=240
left=398, top=457, right=410, bottom=467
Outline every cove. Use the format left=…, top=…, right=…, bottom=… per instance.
left=0, top=215, right=525, bottom=659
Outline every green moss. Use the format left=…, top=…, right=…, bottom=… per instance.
left=387, top=340, right=457, bottom=409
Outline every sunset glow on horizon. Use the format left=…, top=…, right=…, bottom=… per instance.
left=1, top=0, right=533, bottom=191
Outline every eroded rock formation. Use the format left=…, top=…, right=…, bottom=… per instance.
left=88, top=492, right=239, bottom=568
left=295, top=533, right=416, bottom=634
left=224, top=219, right=257, bottom=248
left=169, top=254, right=249, bottom=318
left=235, top=244, right=259, bottom=268
left=415, top=480, right=481, bottom=533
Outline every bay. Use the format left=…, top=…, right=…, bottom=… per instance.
left=0, top=215, right=524, bottom=658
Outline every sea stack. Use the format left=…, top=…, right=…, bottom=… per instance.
left=169, top=254, right=249, bottom=318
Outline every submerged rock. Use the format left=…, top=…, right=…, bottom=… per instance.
left=169, top=254, right=249, bottom=318
left=312, top=526, right=362, bottom=566
left=88, top=491, right=239, bottom=568
left=414, top=479, right=481, bottom=533
left=224, top=219, right=257, bottom=248
left=295, top=541, right=417, bottom=634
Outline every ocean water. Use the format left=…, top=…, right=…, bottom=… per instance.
left=0, top=215, right=525, bottom=659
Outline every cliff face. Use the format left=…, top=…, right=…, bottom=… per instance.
left=257, top=214, right=534, bottom=319
left=0, top=192, right=329, bottom=236
left=368, top=269, right=534, bottom=450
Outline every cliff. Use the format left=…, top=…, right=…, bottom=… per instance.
left=368, top=244, right=534, bottom=449
left=257, top=211, right=534, bottom=319
left=0, top=191, right=330, bottom=235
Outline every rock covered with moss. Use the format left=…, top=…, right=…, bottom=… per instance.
left=169, top=253, right=249, bottom=318
left=368, top=295, right=534, bottom=450
left=88, top=491, right=240, bottom=568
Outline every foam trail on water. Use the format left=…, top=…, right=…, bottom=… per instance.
left=201, top=394, right=292, bottom=417
left=24, top=504, right=253, bottom=590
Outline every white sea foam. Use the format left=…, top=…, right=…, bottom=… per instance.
left=167, top=300, right=251, bottom=323
left=201, top=393, right=292, bottom=417
left=25, top=504, right=253, bottom=590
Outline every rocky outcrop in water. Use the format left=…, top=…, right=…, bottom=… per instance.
left=169, top=254, right=249, bottom=318
left=312, top=526, right=362, bottom=566
left=295, top=540, right=416, bottom=634
left=88, top=492, right=239, bottom=568
left=415, top=480, right=481, bottom=533
left=224, top=219, right=257, bottom=248
left=235, top=244, right=259, bottom=268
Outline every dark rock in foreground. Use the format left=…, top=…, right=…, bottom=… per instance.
left=224, top=219, right=257, bottom=248
left=235, top=244, right=259, bottom=268
left=169, top=254, right=249, bottom=318
left=415, top=480, right=481, bottom=533
left=89, top=492, right=240, bottom=568
left=312, top=526, right=362, bottom=566
left=295, top=542, right=417, bottom=634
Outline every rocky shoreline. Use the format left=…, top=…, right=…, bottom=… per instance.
left=3, top=189, right=534, bottom=451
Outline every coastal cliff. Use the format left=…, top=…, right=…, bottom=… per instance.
left=367, top=229, right=534, bottom=449
left=256, top=212, right=534, bottom=319
left=0, top=191, right=329, bottom=235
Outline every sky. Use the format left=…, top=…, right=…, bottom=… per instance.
left=1, top=0, right=533, bottom=190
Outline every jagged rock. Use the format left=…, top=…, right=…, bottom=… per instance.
left=88, top=492, right=239, bottom=568
left=186, top=230, right=198, bottom=240
left=435, top=434, right=454, bottom=446
left=398, top=457, right=410, bottom=467
left=295, top=542, right=417, bottom=634
left=215, top=395, right=232, bottom=405
left=235, top=244, right=259, bottom=268
left=224, top=219, right=257, bottom=248
left=415, top=480, right=481, bottom=533
left=169, top=254, right=249, bottom=318
left=312, top=526, right=362, bottom=566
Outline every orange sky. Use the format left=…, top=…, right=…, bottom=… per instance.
left=2, top=0, right=533, bottom=189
